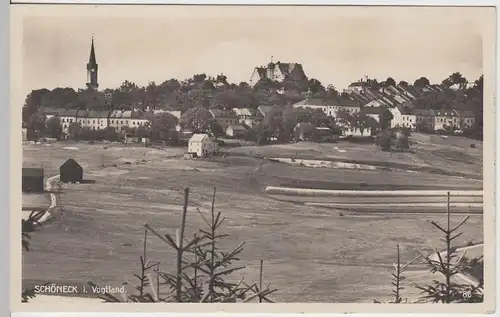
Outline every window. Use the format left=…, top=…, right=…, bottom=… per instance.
left=121, top=121, right=123, bottom=124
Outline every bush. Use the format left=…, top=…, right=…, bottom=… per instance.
left=375, top=131, right=391, bottom=151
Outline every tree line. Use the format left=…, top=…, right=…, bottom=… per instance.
left=23, top=71, right=484, bottom=143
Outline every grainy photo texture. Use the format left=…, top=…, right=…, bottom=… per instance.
left=11, top=4, right=496, bottom=313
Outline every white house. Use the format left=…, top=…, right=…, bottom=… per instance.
left=390, top=105, right=417, bottom=130
left=188, top=134, right=217, bottom=158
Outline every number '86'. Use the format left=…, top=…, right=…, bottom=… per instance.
left=462, top=291, right=472, bottom=299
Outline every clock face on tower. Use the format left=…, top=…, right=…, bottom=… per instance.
left=91, top=69, right=95, bottom=73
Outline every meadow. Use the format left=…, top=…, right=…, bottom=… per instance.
left=21, top=137, right=484, bottom=303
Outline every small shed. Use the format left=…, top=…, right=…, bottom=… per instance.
left=60, top=158, right=83, bottom=183
left=22, top=167, right=45, bottom=193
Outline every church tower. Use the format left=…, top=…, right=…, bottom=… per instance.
left=86, top=35, right=99, bottom=90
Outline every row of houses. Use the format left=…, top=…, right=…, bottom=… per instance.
left=291, top=79, right=477, bottom=134
left=389, top=106, right=476, bottom=131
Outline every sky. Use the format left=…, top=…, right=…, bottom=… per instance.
left=21, top=6, right=485, bottom=96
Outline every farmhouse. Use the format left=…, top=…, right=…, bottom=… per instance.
left=188, top=134, right=217, bottom=158
left=60, top=158, right=83, bottom=183
left=225, top=124, right=247, bottom=138
left=22, top=167, right=45, bottom=193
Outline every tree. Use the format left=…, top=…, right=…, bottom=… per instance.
left=414, top=77, right=430, bottom=88
left=385, top=77, right=396, bottom=87
left=103, top=127, right=119, bottom=142
left=151, top=113, right=178, bottom=141
left=258, top=107, right=286, bottom=143
left=335, top=109, right=356, bottom=132
left=307, top=78, right=325, bottom=95
left=45, top=117, right=63, bottom=139
left=26, top=108, right=46, bottom=140
left=379, top=108, right=394, bottom=130
left=325, top=85, right=340, bottom=99
left=209, top=121, right=224, bottom=140
left=375, top=131, right=391, bottom=151
left=442, top=72, right=467, bottom=87
left=67, top=122, right=82, bottom=141
left=394, top=134, right=409, bottom=151
left=179, top=107, right=212, bottom=132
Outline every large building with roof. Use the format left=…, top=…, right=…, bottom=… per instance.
left=249, top=60, right=307, bottom=86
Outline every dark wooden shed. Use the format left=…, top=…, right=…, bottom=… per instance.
left=60, top=158, right=83, bottom=183
left=22, top=167, right=45, bottom=193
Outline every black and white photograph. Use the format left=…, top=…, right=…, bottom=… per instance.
left=12, top=4, right=495, bottom=312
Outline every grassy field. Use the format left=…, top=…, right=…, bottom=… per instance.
left=22, top=141, right=484, bottom=303
left=225, top=133, right=483, bottom=180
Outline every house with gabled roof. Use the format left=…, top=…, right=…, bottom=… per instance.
left=390, top=105, right=417, bottom=130
left=293, top=97, right=361, bottom=118
left=209, top=109, right=239, bottom=128
left=188, top=133, right=217, bottom=158
left=232, top=107, right=263, bottom=128
left=257, top=105, right=275, bottom=117
left=249, top=60, right=307, bottom=86
left=225, top=124, right=247, bottom=138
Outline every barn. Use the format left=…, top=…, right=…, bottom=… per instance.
left=60, top=158, right=83, bottom=183
left=22, top=167, right=45, bottom=193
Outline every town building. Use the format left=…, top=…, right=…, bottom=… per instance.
left=188, top=134, right=217, bottom=158
left=292, top=98, right=361, bottom=118
left=59, top=158, right=84, bottom=183
left=414, top=109, right=436, bottom=131
left=390, top=105, right=417, bottom=130
left=22, top=167, right=45, bottom=193
left=456, top=110, right=476, bottom=129
left=225, top=124, right=247, bottom=138
left=249, top=60, right=307, bottom=86
left=362, top=107, right=381, bottom=123
left=434, top=109, right=459, bottom=131
left=346, top=79, right=372, bottom=93
left=209, top=109, right=239, bottom=128
left=343, top=126, right=372, bottom=137
left=232, top=108, right=263, bottom=128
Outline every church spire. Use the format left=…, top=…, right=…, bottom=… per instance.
left=88, top=33, right=97, bottom=66
left=86, top=34, right=99, bottom=90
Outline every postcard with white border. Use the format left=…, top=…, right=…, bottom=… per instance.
left=10, top=3, right=496, bottom=314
